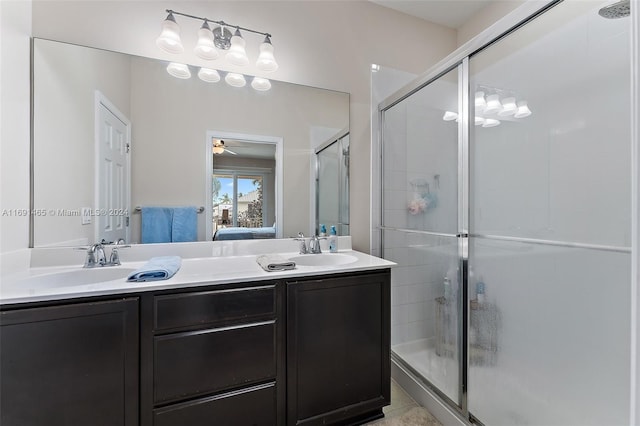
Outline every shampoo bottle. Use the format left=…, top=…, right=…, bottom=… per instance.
left=328, top=226, right=338, bottom=253
left=319, top=224, right=327, bottom=237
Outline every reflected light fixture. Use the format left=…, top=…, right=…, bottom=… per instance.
left=475, top=116, right=485, bottom=126
left=166, top=62, right=191, bottom=79
left=442, top=111, right=458, bottom=121
left=475, top=91, right=487, bottom=111
left=198, top=67, right=220, bottom=83
left=482, top=118, right=501, bottom=128
left=498, top=97, right=517, bottom=117
left=514, top=101, right=532, bottom=118
left=483, top=94, right=502, bottom=114
left=225, top=72, right=246, bottom=87
left=251, top=76, right=272, bottom=91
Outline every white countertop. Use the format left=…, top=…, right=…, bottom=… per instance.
left=0, top=248, right=395, bottom=305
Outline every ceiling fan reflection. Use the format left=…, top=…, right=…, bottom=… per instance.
left=212, top=139, right=238, bottom=155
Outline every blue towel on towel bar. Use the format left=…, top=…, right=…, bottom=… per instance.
left=127, top=256, right=182, bottom=282
left=141, top=207, right=173, bottom=243
left=171, top=206, right=197, bottom=242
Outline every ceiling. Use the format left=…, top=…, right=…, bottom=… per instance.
left=370, top=0, right=493, bottom=29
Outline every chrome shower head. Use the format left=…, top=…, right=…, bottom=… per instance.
left=598, top=0, right=630, bottom=19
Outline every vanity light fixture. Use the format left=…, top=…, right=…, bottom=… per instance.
left=482, top=118, right=501, bottom=128
left=225, top=72, right=247, bottom=87
left=483, top=94, right=502, bottom=115
left=155, top=9, right=278, bottom=72
left=442, top=111, right=458, bottom=121
left=475, top=91, right=487, bottom=110
left=498, top=96, right=517, bottom=116
left=166, top=62, right=191, bottom=79
left=198, top=67, right=221, bottom=83
left=251, top=76, right=272, bottom=91
left=514, top=101, right=532, bottom=118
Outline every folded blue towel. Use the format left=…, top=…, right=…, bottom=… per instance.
left=172, top=206, right=197, bottom=242
left=141, top=207, right=173, bottom=244
left=127, top=256, right=182, bottom=282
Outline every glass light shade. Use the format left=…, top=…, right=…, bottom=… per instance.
left=225, top=30, right=249, bottom=66
left=442, top=111, right=458, bottom=121
left=198, top=67, right=221, bottom=83
left=484, top=94, right=502, bottom=114
left=482, top=118, right=501, bottom=128
left=514, top=101, right=532, bottom=118
left=194, top=24, right=219, bottom=60
left=475, top=116, right=485, bottom=126
left=475, top=91, right=487, bottom=110
left=213, top=145, right=224, bottom=154
left=251, top=77, right=271, bottom=91
left=256, top=38, right=278, bottom=72
left=498, top=97, right=517, bottom=116
left=225, top=72, right=246, bottom=87
left=166, top=62, right=191, bottom=79
left=156, top=15, right=184, bottom=54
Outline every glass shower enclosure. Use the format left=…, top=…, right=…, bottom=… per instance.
left=379, top=1, right=633, bottom=424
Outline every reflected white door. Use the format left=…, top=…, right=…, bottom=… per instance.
left=96, top=96, right=130, bottom=244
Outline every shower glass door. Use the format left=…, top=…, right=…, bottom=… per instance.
left=467, top=1, right=631, bottom=424
left=381, top=65, right=463, bottom=406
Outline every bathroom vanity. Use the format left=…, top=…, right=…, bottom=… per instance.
left=0, top=245, right=392, bottom=426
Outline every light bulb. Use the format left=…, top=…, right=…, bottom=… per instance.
left=166, top=62, right=191, bottom=79
left=482, top=118, right=501, bottom=128
left=225, top=72, right=246, bottom=87
left=514, top=101, right=532, bottom=118
left=442, top=111, right=458, bottom=121
left=225, top=29, right=249, bottom=66
left=251, top=77, right=271, bottom=91
left=498, top=97, right=517, bottom=117
left=198, top=68, right=220, bottom=83
left=156, top=13, right=183, bottom=54
left=213, top=145, right=224, bottom=154
left=194, top=21, right=219, bottom=60
left=256, top=36, right=278, bottom=72
left=484, top=94, right=502, bottom=115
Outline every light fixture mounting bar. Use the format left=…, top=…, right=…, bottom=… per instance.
left=166, top=9, right=272, bottom=38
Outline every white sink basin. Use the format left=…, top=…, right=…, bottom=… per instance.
left=289, top=253, right=358, bottom=267
left=17, top=267, right=136, bottom=290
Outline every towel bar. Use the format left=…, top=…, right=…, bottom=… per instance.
left=134, top=206, right=205, bottom=213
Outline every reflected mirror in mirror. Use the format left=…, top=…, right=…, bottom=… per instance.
left=31, top=38, right=349, bottom=246
left=316, top=131, right=350, bottom=236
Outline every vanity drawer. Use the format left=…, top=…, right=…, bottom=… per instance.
left=153, top=382, right=276, bottom=426
left=154, top=320, right=276, bottom=404
left=154, top=284, right=276, bottom=331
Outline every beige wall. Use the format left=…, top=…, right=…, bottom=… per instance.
left=32, top=40, right=131, bottom=246
left=31, top=0, right=457, bottom=252
left=0, top=1, right=32, bottom=258
left=457, top=0, right=528, bottom=46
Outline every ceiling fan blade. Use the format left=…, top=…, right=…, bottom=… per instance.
left=226, top=149, right=238, bottom=155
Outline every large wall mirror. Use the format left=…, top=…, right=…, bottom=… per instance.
left=31, top=38, right=349, bottom=247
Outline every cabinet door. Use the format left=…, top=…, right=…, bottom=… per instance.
left=0, top=298, right=139, bottom=426
left=287, top=271, right=391, bottom=425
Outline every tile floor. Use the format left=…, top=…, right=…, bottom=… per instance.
left=366, top=379, right=442, bottom=425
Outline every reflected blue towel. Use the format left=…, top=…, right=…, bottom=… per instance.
left=127, top=256, right=182, bottom=282
left=141, top=207, right=172, bottom=244
left=172, top=207, right=197, bottom=242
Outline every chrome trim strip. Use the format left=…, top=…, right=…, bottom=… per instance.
left=378, top=226, right=457, bottom=239
left=471, top=234, right=631, bottom=253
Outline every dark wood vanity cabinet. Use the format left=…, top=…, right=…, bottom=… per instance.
left=286, top=270, right=391, bottom=426
left=0, top=268, right=390, bottom=426
left=140, top=282, right=285, bottom=426
left=0, top=298, right=139, bottom=426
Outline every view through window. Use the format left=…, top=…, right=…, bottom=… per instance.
left=212, top=173, right=264, bottom=231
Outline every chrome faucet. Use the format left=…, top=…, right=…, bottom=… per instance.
left=84, top=243, right=106, bottom=268
left=83, top=239, right=130, bottom=268
left=294, top=232, right=309, bottom=254
left=308, top=235, right=323, bottom=254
